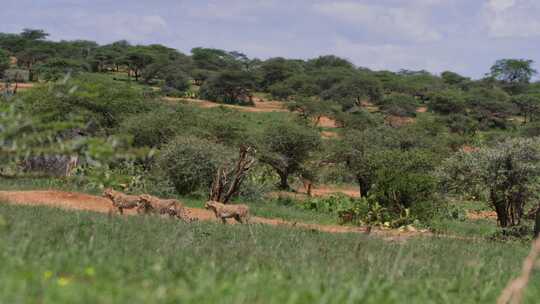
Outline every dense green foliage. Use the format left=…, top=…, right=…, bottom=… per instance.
left=158, top=136, right=231, bottom=195
left=258, top=121, right=321, bottom=189
left=19, top=74, right=153, bottom=133
left=0, top=48, right=9, bottom=77
left=439, top=138, right=540, bottom=227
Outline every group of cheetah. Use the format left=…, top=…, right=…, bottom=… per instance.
left=102, top=188, right=250, bottom=224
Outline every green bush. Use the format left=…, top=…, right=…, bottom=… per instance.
left=199, top=70, right=255, bottom=105
left=378, top=93, right=418, bottom=117
left=120, top=105, right=198, bottom=148
left=163, top=71, right=190, bottom=92
left=157, top=136, right=231, bottom=195
left=427, top=89, right=466, bottom=115
left=35, top=58, right=89, bottom=81
left=20, top=73, right=154, bottom=133
left=301, top=194, right=353, bottom=214
left=370, top=150, right=438, bottom=213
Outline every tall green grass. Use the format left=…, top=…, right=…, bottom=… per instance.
left=0, top=204, right=538, bottom=303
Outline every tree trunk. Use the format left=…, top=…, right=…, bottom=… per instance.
left=278, top=172, right=289, bottom=190
left=491, top=189, right=511, bottom=227
left=535, top=208, right=540, bottom=238
left=494, top=203, right=509, bottom=227
left=356, top=176, right=371, bottom=198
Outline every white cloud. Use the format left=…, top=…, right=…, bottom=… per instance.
left=487, top=0, right=516, bottom=12
left=330, top=38, right=460, bottom=74
left=313, top=1, right=442, bottom=43
left=92, top=14, right=168, bottom=42
left=483, top=0, right=540, bottom=38
left=187, top=1, right=276, bottom=23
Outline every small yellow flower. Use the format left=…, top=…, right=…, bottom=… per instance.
left=43, top=271, right=53, bottom=280
left=85, top=267, right=95, bottom=276
left=57, top=277, right=71, bottom=286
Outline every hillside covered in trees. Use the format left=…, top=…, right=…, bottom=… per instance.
left=3, top=26, right=540, bottom=303
left=3, top=28, right=540, bottom=232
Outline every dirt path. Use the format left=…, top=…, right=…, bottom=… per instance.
left=270, top=185, right=360, bottom=200
left=316, top=116, right=338, bottom=128
left=0, top=190, right=424, bottom=240
left=164, top=97, right=288, bottom=113
left=0, top=82, right=35, bottom=92
left=467, top=210, right=497, bottom=220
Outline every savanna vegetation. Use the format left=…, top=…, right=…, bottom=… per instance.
left=2, top=28, right=540, bottom=303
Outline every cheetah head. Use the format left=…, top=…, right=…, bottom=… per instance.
left=103, top=188, right=114, bottom=198
left=139, top=194, right=152, bottom=203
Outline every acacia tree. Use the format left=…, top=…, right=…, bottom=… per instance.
left=338, top=127, right=399, bottom=197
left=199, top=70, right=255, bottom=104
left=321, top=74, right=383, bottom=110
left=287, top=98, right=339, bottom=126
left=440, top=138, right=540, bottom=227
left=489, top=59, right=538, bottom=94
left=441, top=71, right=470, bottom=88
left=124, top=47, right=155, bottom=81
left=490, top=59, right=537, bottom=84
left=512, top=94, right=540, bottom=123
left=258, top=121, right=321, bottom=189
left=258, top=57, right=303, bottom=90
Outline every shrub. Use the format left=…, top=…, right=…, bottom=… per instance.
left=442, top=114, right=479, bottom=135
left=338, top=126, right=400, bottom=197
left=439, top=137, right=540, bottom=228
left=120, top=105, right=198, bottom=148
left=268, top=82, right=295, bottom=100
left=35, top=58, right=89, bottom=81
left=163, top=71, right=190, bottom=93
left=427, top=89, right=466, bottom=115
left=369, top=149, right=438, bottom=215
left=301, top=194, right=353, bottom=214
left=522, top=121, right=540, bottom=137
left=199, top=69, right=255, bottom=105
left=334, top=108, right=381, bottom=130
left=157, top=136, right=232, bottom=195
left=378, top=93, right=419, bottom=117
left=320, top=74, right=383, bottom=110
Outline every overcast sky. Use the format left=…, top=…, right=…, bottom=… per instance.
left=1, top=0, right=539, bottom=79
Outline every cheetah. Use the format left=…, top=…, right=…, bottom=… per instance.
left=103, top=188, right=141, bottom=215
left=204, top=201, right=249, bottom=224
left=138, top=194, right=191, bottom=222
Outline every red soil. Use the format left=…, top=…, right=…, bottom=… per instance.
left=320, top=131, right=339, bottom=139
left=316, top=116, right=338, bottom=128
left=385, top=115, right=415, bottom=127
left=164, top=97, right=288, bottom=113
left=0, top=82, right=34, bottom=91
left=467, top=210, right=497, bottom=220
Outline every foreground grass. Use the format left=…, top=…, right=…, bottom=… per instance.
left=0, top=204, right=539, bottom=303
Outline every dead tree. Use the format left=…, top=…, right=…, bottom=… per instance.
left=209, top=145, right=256, bottom=204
